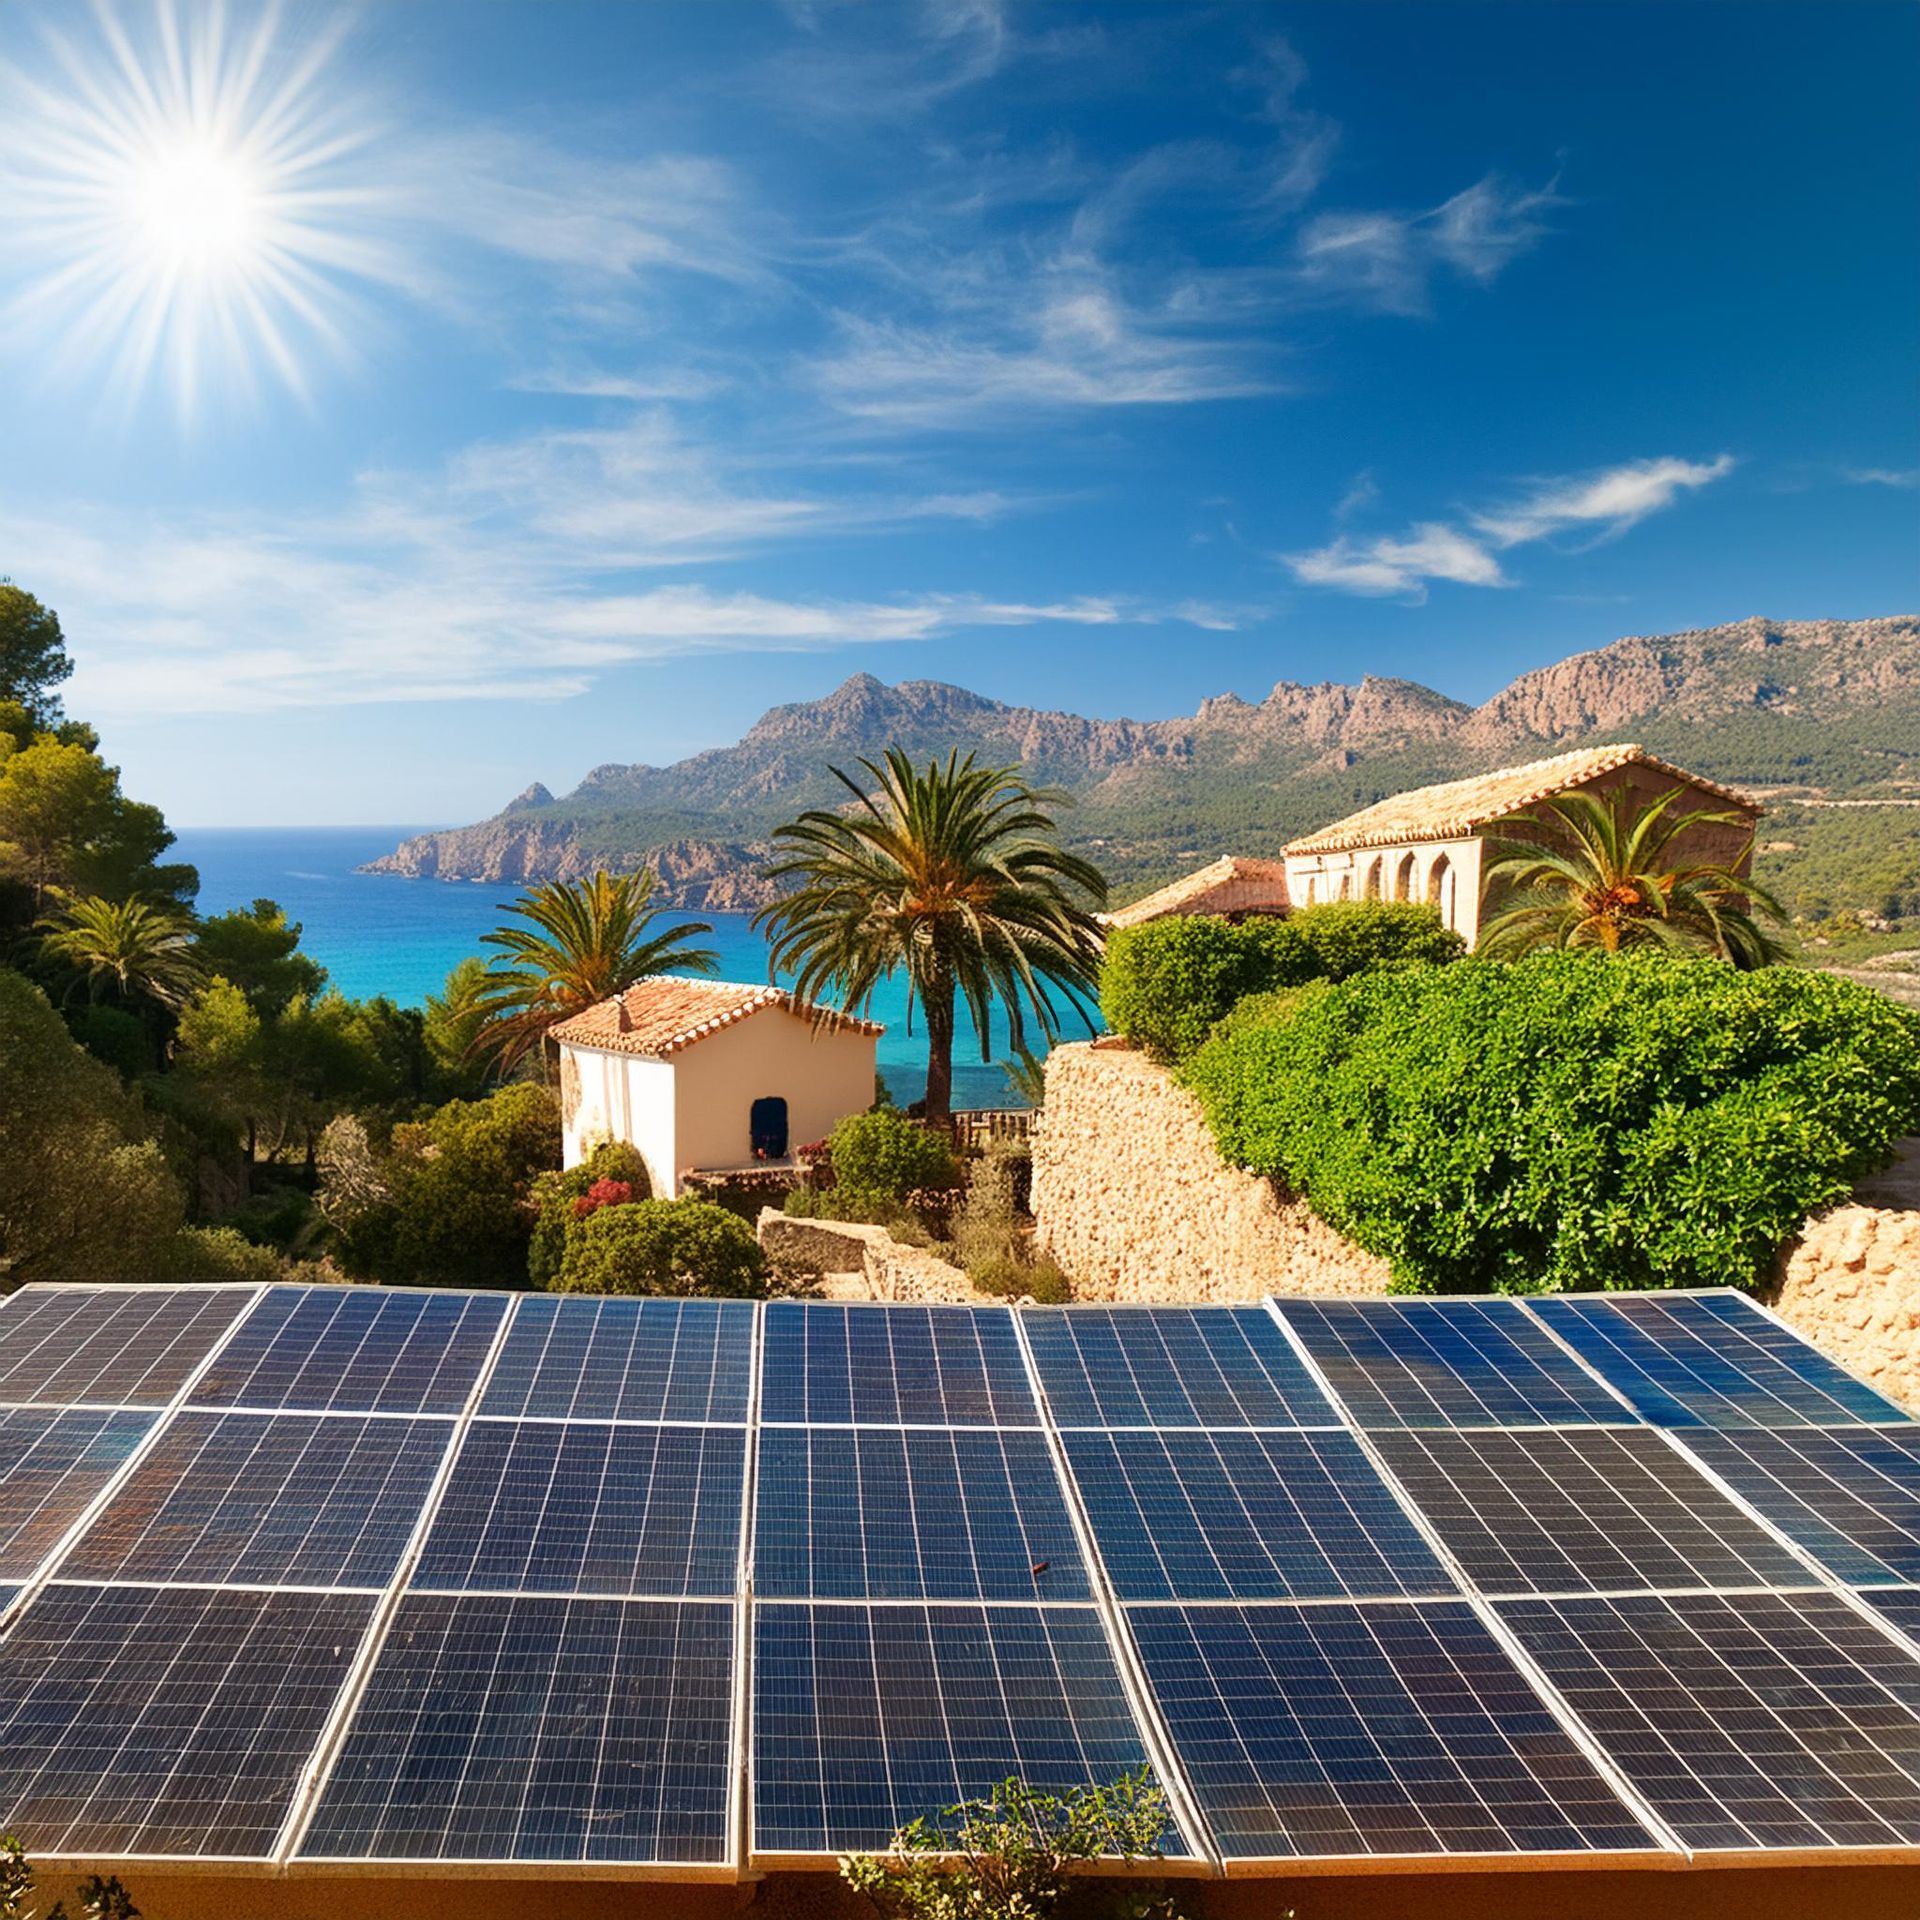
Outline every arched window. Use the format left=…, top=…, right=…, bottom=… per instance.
left=1394, top=851, right=1416, bottom=902
left=1362, top=857, right=1383, bottom=901
left=1426, top=853, right=1452, bottom=925
left=1337, top=871, right=1352, bottom=901
left=750, top=1096, right=789, bottom=1160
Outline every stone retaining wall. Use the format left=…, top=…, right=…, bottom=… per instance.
left=1031, top=1041, right=1391, bottom=1301
left=1769, top=1203, right=1920, bottom=1412
left=756, top=1209, right=972, bottom=1302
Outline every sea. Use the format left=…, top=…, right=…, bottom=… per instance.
left=171, top=826, right=1088, bottom=1109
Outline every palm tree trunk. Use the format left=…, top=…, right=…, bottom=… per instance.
left=923, top=973, right=956, bottom=1129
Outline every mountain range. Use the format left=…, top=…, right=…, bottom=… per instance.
left=365, top=615, right=1920, bottom=919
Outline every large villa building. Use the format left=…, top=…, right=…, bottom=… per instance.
left=1110, top=742, right=1760, bottom=945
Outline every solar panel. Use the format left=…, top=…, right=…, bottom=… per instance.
left=1065, top=1428, right=1454, bottom=1602
left=0, top=1581, right=375, bottom=1859
left=1497, top=1588, right=1920, bottom=1851
left=300, top=1593, right=735, bottom=1865
left=191, top=1286, right=509, bottom=1414
left=413, top=1421, right=745, bottom=1598
left=1675, top=1427, right=1920, bottom=1586
left=1274, top=1298, right=1626, bottom=1428
left=759, top=1302, right=1036, bottom=1426
left=59, top=1412, right=451, bottom=1590
left=1371, top=1427, right=1811, bottom=1597
left=752, top=1602, right=1159, bottom=1857
left=754, top=1426, right=1089, bottom=1602
left=0, top=1407, right=154, bottom=1578
left=1129, top=1600, right=1656, bottom=1861
left=0, top=1286, right=253, bottom=1407
left=1868, top=1589, right=1920, bottom=1649
left=1530, top=1292, right=1909, bottom=1428
left=0, top=1587, right=15, bottom=1617
left=479, top=1295, right=755, bottom=1423
left=1023, top=1306, right=1334, bottom=1428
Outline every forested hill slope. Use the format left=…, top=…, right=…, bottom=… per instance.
left=364, top=615, right=1920, bottom=918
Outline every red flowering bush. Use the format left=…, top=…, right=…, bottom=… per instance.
left=572, top=1178, right=633, bottom=1219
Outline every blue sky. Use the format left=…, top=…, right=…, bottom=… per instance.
left=0, top=0, right=1914, bottom=827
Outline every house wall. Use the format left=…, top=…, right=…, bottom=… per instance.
left=671, top=1011, right=878, bottom=1191
left=558, top=1043, right=677, bottom=1192
left=1284, top=835, right=1484, bottom=940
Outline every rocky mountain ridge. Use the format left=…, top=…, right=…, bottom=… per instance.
left=364, top=615, right=1919, bottom=909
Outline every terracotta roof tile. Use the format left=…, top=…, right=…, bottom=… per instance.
left=548, top=975, right=884, bottom=1058
left=1282, top=744, right=1759, bottom=857
left=1105, top=855, right=1293, bottom=929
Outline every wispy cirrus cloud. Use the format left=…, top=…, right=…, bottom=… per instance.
left=1286, top=454, right=1735, bottom=600
left=1842, top=466, right=1920, bottom=490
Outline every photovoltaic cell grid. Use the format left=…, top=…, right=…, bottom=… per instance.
left=1063, top=1427, right=1453, bottom=1602
left=60, top=1411, right=453, bottom=1590
left=760, top=1301, right=1037, bottom=1426
left=1023, top=1306, right=1335, bottom=1428
left=1370, top=1427, right=1813, bottom=1598
left=753, top=1603, right=1157, bottom=1857
left=479, top=1295, right=754, bottom=1422
left=1129, top=1602, right=1658, bottom=1860
left=1274, top=1297, right=1626, bottom=1428
left=301, top=1595, right=736, bottom=1865
left=1678, top=1428, right=1920, bottom=1586
left=0, top=1286, right=253, bottom=1407
left=0, top=1407, right=154, bottom=1578
left=754, top=1426, right=1089, bottom=1601
left=1499, top=1589, right=1920, bottom=1851
left=0, top=1582, right=375, bottom=1859
left=1531, top=1291, right=1912, bottom=1428
left=191, top=1285, right=508, bottom=1413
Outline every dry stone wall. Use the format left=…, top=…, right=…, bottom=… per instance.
left=1031, top=1041, right=1391, bottom=1301
left=1769, top=1204, right=1920, bottom=1413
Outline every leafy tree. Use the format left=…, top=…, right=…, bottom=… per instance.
left=193, top=899, right=326, bottom=1016
left=325, top=1083, right=560, bottom=1287
left=424, top=955, right=495, bottom=1095
left=0, top=581, right=73, bottom=725
left=527, top=1140, right=653, bottom=1289
left=827, top=1106, right=959, bottom=1206
left=555, top=1195, right=768, bottom=1297
left=474, top=869, right=718, bottom=1074
left=841, top=1771, right=1183, bottom=1920
left=1, top=1834, right=137, bottom=1920
left=757, top=750, right=1106, bottom=1125
left=1480, top=786, right=1788, bottom=968
left=36, top=891, right=202, bottom=1014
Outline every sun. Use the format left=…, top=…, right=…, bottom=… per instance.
left=0, top=1, right=397, bottom=420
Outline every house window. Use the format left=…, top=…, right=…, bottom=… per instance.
left=750, top=1096, right=789, bottom=1160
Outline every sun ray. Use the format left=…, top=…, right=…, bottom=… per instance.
left=0, top=0, right=399, bottom=423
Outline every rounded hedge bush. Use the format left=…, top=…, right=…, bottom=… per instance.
left=827, top=1107, right=958, bottom=1202
left=528, top=1140, right=652, bottom=1288
left=555, top=1196, right=768, bottom=1297
left=1181, top=951, right=1920, bottom=1294
left=1100, top=901, right=1462, bottom=1062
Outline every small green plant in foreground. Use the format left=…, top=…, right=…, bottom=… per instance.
left=1, top=1837, right=137, bottom=1920
left=841, top=1771, right=1189, bottom=1920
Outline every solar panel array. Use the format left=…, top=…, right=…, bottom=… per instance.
left=4, top=1281, right=1920, bottom=1878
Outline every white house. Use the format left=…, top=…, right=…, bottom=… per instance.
left=547, top=976, right=883, bottom=1198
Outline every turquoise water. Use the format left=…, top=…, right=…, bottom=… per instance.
left=172, top=827, right=1086, bottom=1108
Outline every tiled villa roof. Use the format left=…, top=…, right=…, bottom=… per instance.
left=549, top=975, right=884, bottom=1058
left=1282, top=744, right=1759, bottom=857
left=1105, top=856, right=1293, bottom=929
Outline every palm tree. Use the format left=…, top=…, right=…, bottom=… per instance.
left=754, top=749, right=1107, bottom=1126
left=1477, top=786, right=1788, bottom=968
left=36, top=890, right=203, bottom=1010
left=473, top=869, right=720, bottom=1074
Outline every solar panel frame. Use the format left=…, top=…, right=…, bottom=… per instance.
left=1497, top=1587, right=1920, bottom=1855
left=0, top=1580, right=379, bottom=1862
left=1369, top=1426, right=1816, bottom=1599
left=1062, top=1426, right=1457, bottom=1603
left=478, top=1295, right=756, bottom=1424
left=752, top=1424, right=1091, bottom=1602
left=1528, top=1290, right=1913, bottom=1429
left=1127, top=1599, right=1664, bottom=1865
left=0, top=1284, right=260, bottom=1409
left=57, top=1410, right=454, bottom=1591
left=1023, top=1305, right=1337, bottom=1429
left=0, top=1407, right=156, bottom=1580
left=1272, top=1297, right=1631, bottom=1428
left=190, top=1284, right=510, bottom=1415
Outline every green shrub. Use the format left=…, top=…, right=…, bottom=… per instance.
left=1208, top=982, right=1327, bottom=1045
left=1183, top=952, right=1920, bottom=1294
left=555, top=1197, right=769, bottom=1297
left=826, top=1107, right=958, bottom=1202
left=969, top=1253, right=1072, bottom=1304
left=527, top=1141, right=652, bottom=1288
left=782, top=1185, right=912, bottom=1228
left=158, top=1224, right=286, bottom=1284
left=1101, top=903, right=1460, bottom=1061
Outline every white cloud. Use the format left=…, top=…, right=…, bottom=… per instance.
left=1471, top=454, right=1736, bottom=546
left=1843, top=466, right=1920, bottom=489
left=1287, top=454, right=1735, bottom=599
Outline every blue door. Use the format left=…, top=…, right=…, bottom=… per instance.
left=750, top=1096, right=789, bottom=1158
